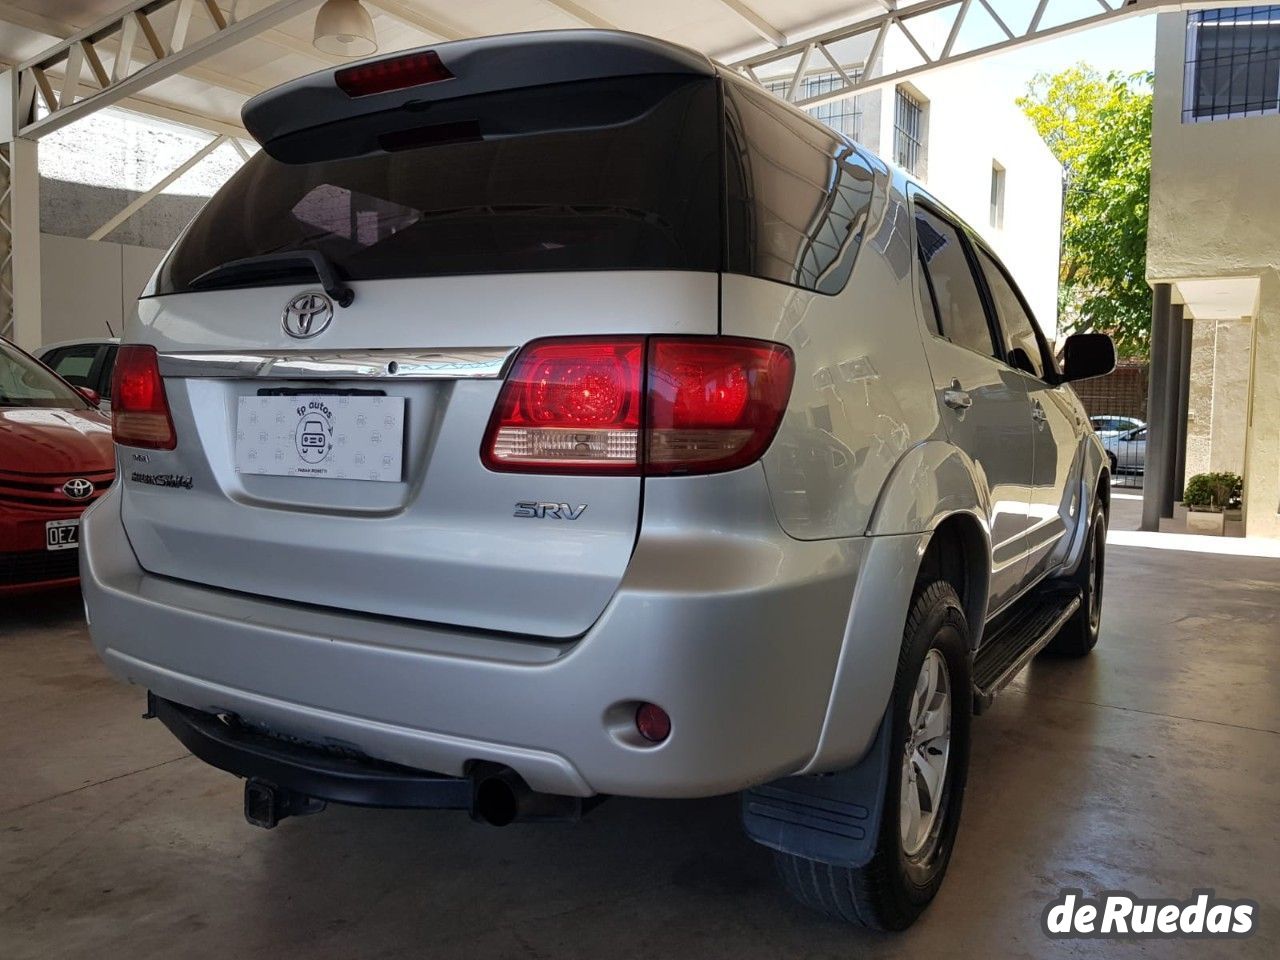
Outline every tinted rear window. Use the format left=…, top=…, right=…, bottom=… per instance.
left=723, top=77, right=877, bottom=294
left=154, top=75, right=722, bottom=296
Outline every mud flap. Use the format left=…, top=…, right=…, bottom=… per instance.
left=740, top=708, right=891, bottom=868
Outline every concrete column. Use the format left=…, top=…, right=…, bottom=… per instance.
left=1242, top=270, right=1280, bottom=539
left=5, top=137, right=42, bottom=349
left=1173, top=312, right=1194, bottom=499
left=2, top=68, right=41, bottom=349
left=1142, top=283, right=1174, bottom=531
left=1161, top=303, right=1186, bottom=515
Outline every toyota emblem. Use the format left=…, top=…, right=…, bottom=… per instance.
left=63, top=478, right=94, bottom=500
left=282, top=291, right=335, bottom=339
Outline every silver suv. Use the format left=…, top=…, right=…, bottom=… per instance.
left=82, top=31, right=1115, bottom=931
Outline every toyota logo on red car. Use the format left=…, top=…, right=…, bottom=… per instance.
left=0, top=337, right=114, bottom=594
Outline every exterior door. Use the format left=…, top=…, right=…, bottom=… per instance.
left=973, top=246, right=1082, bottom=581
left=913, top=202, right=1036, bottom=614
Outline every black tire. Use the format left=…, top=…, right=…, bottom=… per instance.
left=1043, top=497, right=1106, bottom=657
left=775, top=581, right=972, bottom=931
left=1107, top=452, right=1118, bottom=476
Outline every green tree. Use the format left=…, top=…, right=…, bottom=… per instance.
left=1019, top=66, right=1154, bottom=357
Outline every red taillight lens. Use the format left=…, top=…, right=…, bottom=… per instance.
left=482, top=336, right=794, bottom=476
left=646, top=337, right=794, bottom=475
left=481, top=338, right=645, bottom=474
left=335, top=50, right=454, bottom=98
left=111, top=345, right=177, bottom=450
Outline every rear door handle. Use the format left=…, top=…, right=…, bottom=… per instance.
left=943, top=381, right=972, bottom=411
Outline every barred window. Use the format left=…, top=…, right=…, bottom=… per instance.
left=1184, top=6, right=1280, bottom=121
left=894, top=87, right=926, bottom=177
left=764, top=70, right=864, bottom=142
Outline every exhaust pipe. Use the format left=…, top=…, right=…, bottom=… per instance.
left=469, top=763, right=600, bottom=826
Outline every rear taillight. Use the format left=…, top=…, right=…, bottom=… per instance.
left=481, top=337, right=794, bottom=476
left=335, top=50, right=454, bottom=98
left=482, top=338, right=644, bottom=474
left=111, top=345, right=177, bottom=450
left=646, top=337, right=794, bottom=475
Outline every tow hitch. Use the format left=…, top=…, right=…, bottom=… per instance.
left=244, top=779, right=327, bottom=829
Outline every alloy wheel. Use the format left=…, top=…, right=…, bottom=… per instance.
left=899, top=648, right=952, bottom=859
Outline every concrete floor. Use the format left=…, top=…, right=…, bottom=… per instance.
left=2, top=497, right=1277, bottom=959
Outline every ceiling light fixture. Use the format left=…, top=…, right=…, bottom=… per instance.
left=313, top=0, right=378, bottom=57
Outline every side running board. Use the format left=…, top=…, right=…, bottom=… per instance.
left=972, top=585, right=1082, bottom=713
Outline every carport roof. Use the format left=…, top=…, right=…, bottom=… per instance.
left=0, top=0, right=891, bottom=137
left=1, top=1, right=1259, bottom=141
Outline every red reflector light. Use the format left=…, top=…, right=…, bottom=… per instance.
left=335, top=50, right=454, bottom=98
left=635, top=703, right=671, bottom=743
left=111, top=345, right=177, bottom=450
left=482, top=336, right=794, bottom=476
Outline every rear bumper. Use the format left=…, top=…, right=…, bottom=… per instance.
left=152, top=693, right=472, bottom=809
left=83, top=473, right=881, bottom=799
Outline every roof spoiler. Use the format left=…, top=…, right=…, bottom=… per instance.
left=242, top=30, right=716, bottom=154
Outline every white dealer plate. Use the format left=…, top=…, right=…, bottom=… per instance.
left=235, top=395, right=405, bottom=482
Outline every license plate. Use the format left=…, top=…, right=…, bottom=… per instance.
left=46, top=518, right=80, bottom=551
left=235, top=395, right=406, bottom=482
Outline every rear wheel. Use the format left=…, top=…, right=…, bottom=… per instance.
left=1044, top=498, right=1106, bottom=657
left=775, top=581, right=971, bottom=930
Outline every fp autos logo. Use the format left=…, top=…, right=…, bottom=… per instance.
left=1042, top=889, right=1256, bottom=939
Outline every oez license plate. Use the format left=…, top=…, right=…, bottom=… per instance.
left=46, top=518, right=79, bottom=550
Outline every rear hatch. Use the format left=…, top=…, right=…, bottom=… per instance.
left=120, top=39, right=724, bottom=640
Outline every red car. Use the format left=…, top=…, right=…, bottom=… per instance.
left=1, top=337, right=114, bottom=594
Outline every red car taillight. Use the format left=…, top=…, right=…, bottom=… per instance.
left=646, top=337, right=794, bottom=475
left=111, top=345, right=177, bottom=450
left=335, top=50, right=454, bottom=98
left=482, top=338, right=645, bottom=474
left=481, top=336, right=794, bottom=476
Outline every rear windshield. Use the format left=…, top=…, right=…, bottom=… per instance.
left=153, top=75, right=723, bottom=296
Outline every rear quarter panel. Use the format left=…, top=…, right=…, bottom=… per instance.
left=722, top=187, right=943, bottom=539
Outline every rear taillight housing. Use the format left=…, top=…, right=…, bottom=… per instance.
left=111, top=345, right=177, bottom=450
left=482, top=338, right=644, bottom=474
left=646, top=337, right=794, bottom=475
left=481, top=336, right=794, bottom=476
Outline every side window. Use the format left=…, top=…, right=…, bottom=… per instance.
left=46, top=345, right=99, bottom=388
left=724, top=79, right=877, bottom=294
left=975, top=248, right=1049, bottom=379
left=914, top=207, right=996, bottom=358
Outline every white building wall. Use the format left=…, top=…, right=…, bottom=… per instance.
left=38, top=234, right=163, bottom=345
left=1148, top=11, right=1280, bottom=538
left=774, top=28, right=1064, bottom=338
left=894, top=62, right=1064, bottom=338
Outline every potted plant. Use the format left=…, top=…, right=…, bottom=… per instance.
left=1182, top=472, right=1243, bottom=535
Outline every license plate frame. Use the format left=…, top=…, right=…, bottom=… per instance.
left=46, top=518, right=80, bottom=551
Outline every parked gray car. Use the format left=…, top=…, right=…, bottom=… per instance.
left=81, top=31, right=1115, bottom=932
left=1103, top=425, right=1147, bottom=473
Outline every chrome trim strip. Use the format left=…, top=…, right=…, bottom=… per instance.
left=157, top=348, right=517, bottom=380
